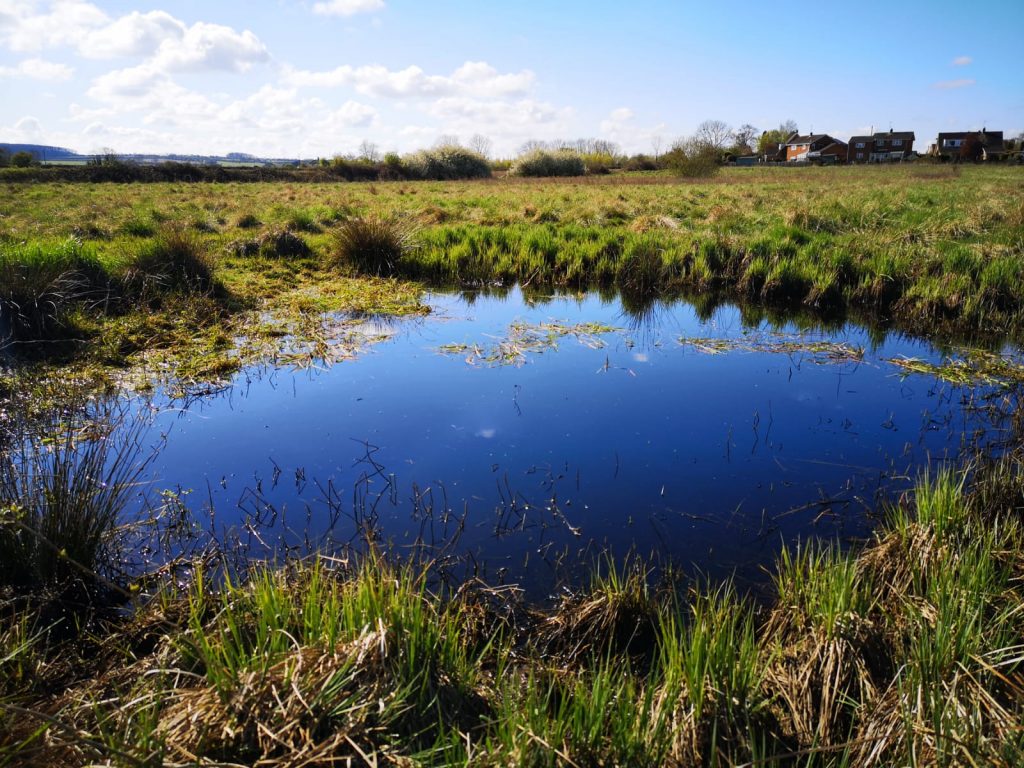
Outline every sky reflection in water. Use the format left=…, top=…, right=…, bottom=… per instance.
left=143, top=288, right=1000, bottom=594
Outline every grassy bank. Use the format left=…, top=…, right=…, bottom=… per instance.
left=1, top=166, right=1022, bottom=383
left=2, top=453, right=1023, bottom=765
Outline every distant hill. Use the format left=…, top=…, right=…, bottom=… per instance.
left=0, top=143, right=84, bottom=161
left=0, top=143, right=307, bottom=167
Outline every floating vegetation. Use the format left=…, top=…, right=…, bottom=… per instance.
left=274, top=314, right=398, bottom=370
left=887, top=349, right=1024, bottom=387
left=439, top=320, right=619, bottom=366
left=679, top=332, right=865, bottom=365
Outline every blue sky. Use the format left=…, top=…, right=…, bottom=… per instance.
left=1, top=0, right=1021, bottom=157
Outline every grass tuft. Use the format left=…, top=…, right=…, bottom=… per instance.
left=0, top=239, right=110, bottom=342
left=0, top=404, right=149, bottom=588
left=334, top=215, right=418, bottom=276
left=229, top=228, right=312, bottom=259
left=122, top=226, right=217, bottom=299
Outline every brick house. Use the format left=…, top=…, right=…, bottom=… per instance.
left=784, top=134, right=848, bottom=163
left=847, top=130, right=915, bottom=163
left=932, top=130, right=1005, bottom=161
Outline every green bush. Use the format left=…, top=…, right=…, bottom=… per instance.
left=665, top=139, right=720, bottom=179
left=10, top=151, right=35, bottom=168
left=403, top=145, right=491, bottom=180
left=582, top=152, right=617, bottom=175
left=624, top=154, right=662, bottom=171
left=509, top=149, right=586, bottom=177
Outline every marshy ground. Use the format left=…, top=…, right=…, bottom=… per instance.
left=2, top=164, right=1024, bottom=765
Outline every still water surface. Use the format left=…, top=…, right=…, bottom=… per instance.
left=141, top=289, right=1002, bottom=593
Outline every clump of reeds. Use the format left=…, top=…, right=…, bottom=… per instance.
left=0, top=239, right=110, bottom=341
left=228, top=228, right=311, bottom=259
left=334, top=215, right=418, bottom=276
left=0, top=402, right=149, bottom=588
left=284, top=207, right=322, bottom=233
left=615, top=238, right=665, bottom=294
left=539, top=559, right=660, bottom=662
left=235, top=212, right=261, bottom=229
left=122, top=226, right=217, bottom=298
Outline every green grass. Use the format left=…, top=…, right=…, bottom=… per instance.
left=2, top=460, right=1023, bottom=766
left=0, top=239, right=110, bottom=341
left=0, top=401, right=150, bottom=588
left=0, top=166, right=1021, bottom=381
left=333, top=214, right=419, bottom=276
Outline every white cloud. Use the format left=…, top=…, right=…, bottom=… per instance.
left=80, top=10, right=185, bottom=58
left=149, top=22, right=268, bottom=72
left=934, top=78, right=975, bottom=90
left=0, top=115, right=44, bottom=141
left=600, top=106, right=633, bottom=134
left=326, top=99, right=378, bottom=128
left=597, top=107, right=668, bottom=153
left=88, top=63, right=164, bottom=101
left=426, top=96, right=562, bottom=127
left=1, top=4, right=267, bottom=72
left=952, top=55, right=972, bottom=66
left=312, top=0, right=385, bottom=16
left=0, top=0, right=108, bottom=51
left=285, top=60, right=534, bottom=99
left=0, top=6, right=575, bottom=157
left=14, top=115, right=41, bottom=134
left=0, top=56, right=72, bottom=80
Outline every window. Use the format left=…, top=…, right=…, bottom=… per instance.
left=855, top=142, right=865, bottom=148
left=893, top=139, right=902, bottom=146
left=944, top=139, right=961, bottom=148
left=856, top=152, right=864, bottom=159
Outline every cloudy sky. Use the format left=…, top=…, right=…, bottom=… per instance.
left=1, top=0, right=1021, bottom=158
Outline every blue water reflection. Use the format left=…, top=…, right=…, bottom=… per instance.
left=144, top=288, right=1001, bottom=594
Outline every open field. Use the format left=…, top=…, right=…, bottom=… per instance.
left=3, top=165, right=1024, bottom=765
left=0, top=165, right=1022, bottom=379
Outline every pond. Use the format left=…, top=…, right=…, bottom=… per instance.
left=138, top=287, right=1010, bottom=596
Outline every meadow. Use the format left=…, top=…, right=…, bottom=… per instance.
left=2, top=164, right=1024, bottom=765
left=1, top=165, right=1022, bottom=381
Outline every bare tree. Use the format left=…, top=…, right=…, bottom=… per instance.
left=779, top=119, right=799, bottom=138
left=694, top=119, right=734, bottom=151
left=468, top=133, right=493, bottom=158
left=358, top=140, right=380, bottom=163
left=518, top=139, right=548, bottom=155
left=434, top=134, right=461, bottom=148
left=650, top=135, right=663, bottom=161
left=87, top=147, right=123, bottom=167
left=732, top=124, right=759, bottom=153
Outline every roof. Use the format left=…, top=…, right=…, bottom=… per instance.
left=937, top=130, right=1004, bottom=147
left=785, top=133, right=831, bottom=146
left=849, top=135, right=872, bottom=143
left=873, top=131, right=915, bottom=141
